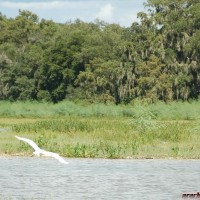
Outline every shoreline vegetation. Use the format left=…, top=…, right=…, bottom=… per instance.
left=0, top=101, right=200, bottom=159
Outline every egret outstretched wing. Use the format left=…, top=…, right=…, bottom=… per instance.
left=52, top=153, right=69, bottom=164
left=15, top=135, right=41, bottom=152
left=15, top=135, right=68, bottom=164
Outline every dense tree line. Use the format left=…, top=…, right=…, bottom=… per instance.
left=0, top=0, right=200, bottom=103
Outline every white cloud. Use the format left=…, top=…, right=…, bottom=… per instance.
left=96, top=4, right=114, bottom=22
left=0, top=1, right=97, bottom=23
left=0, top=0, right=146, bottom=27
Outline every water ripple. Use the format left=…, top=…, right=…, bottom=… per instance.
left=0, top=157, right=200, bottom=199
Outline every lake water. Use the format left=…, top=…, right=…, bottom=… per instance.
left=0, top=157, right=200, bottom=199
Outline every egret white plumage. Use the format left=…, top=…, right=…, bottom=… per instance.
left=15, top=135, right=68, bottom=164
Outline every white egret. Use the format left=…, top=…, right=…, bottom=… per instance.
left=15, top=135, right=68, bottom=164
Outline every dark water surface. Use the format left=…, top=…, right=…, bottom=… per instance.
left=0, top=157, right=200, bottom=199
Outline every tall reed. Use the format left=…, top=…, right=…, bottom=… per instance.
left=0, top=100, right=200, bottom=119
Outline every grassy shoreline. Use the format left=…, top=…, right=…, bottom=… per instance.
left=0, top=154, right=199, bottom=160
left=0, top=100, right=200, bottom=159
left=0, top=116, right=200, bottom=159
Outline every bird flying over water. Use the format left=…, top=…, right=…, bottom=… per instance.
left=15, top=135, right=68, bottom=164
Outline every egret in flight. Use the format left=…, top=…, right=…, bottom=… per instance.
left=15, top=135, right=68, bottom=164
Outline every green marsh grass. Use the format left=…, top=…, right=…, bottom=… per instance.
left=0, top=116, right=199, bottom=159
left=1, top=100, right=200, bottom=119
left=0, top=101, right=134, bottom=118
left=0, top=100, right=200, bottom=158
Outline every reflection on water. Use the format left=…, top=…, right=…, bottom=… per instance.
left=0, top=157, right=200, bottom=199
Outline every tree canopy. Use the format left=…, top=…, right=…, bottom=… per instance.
left=0, top=1, right=200, bottom=103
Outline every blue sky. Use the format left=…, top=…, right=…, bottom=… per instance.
left=0, top=0, right=147, bottom=27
